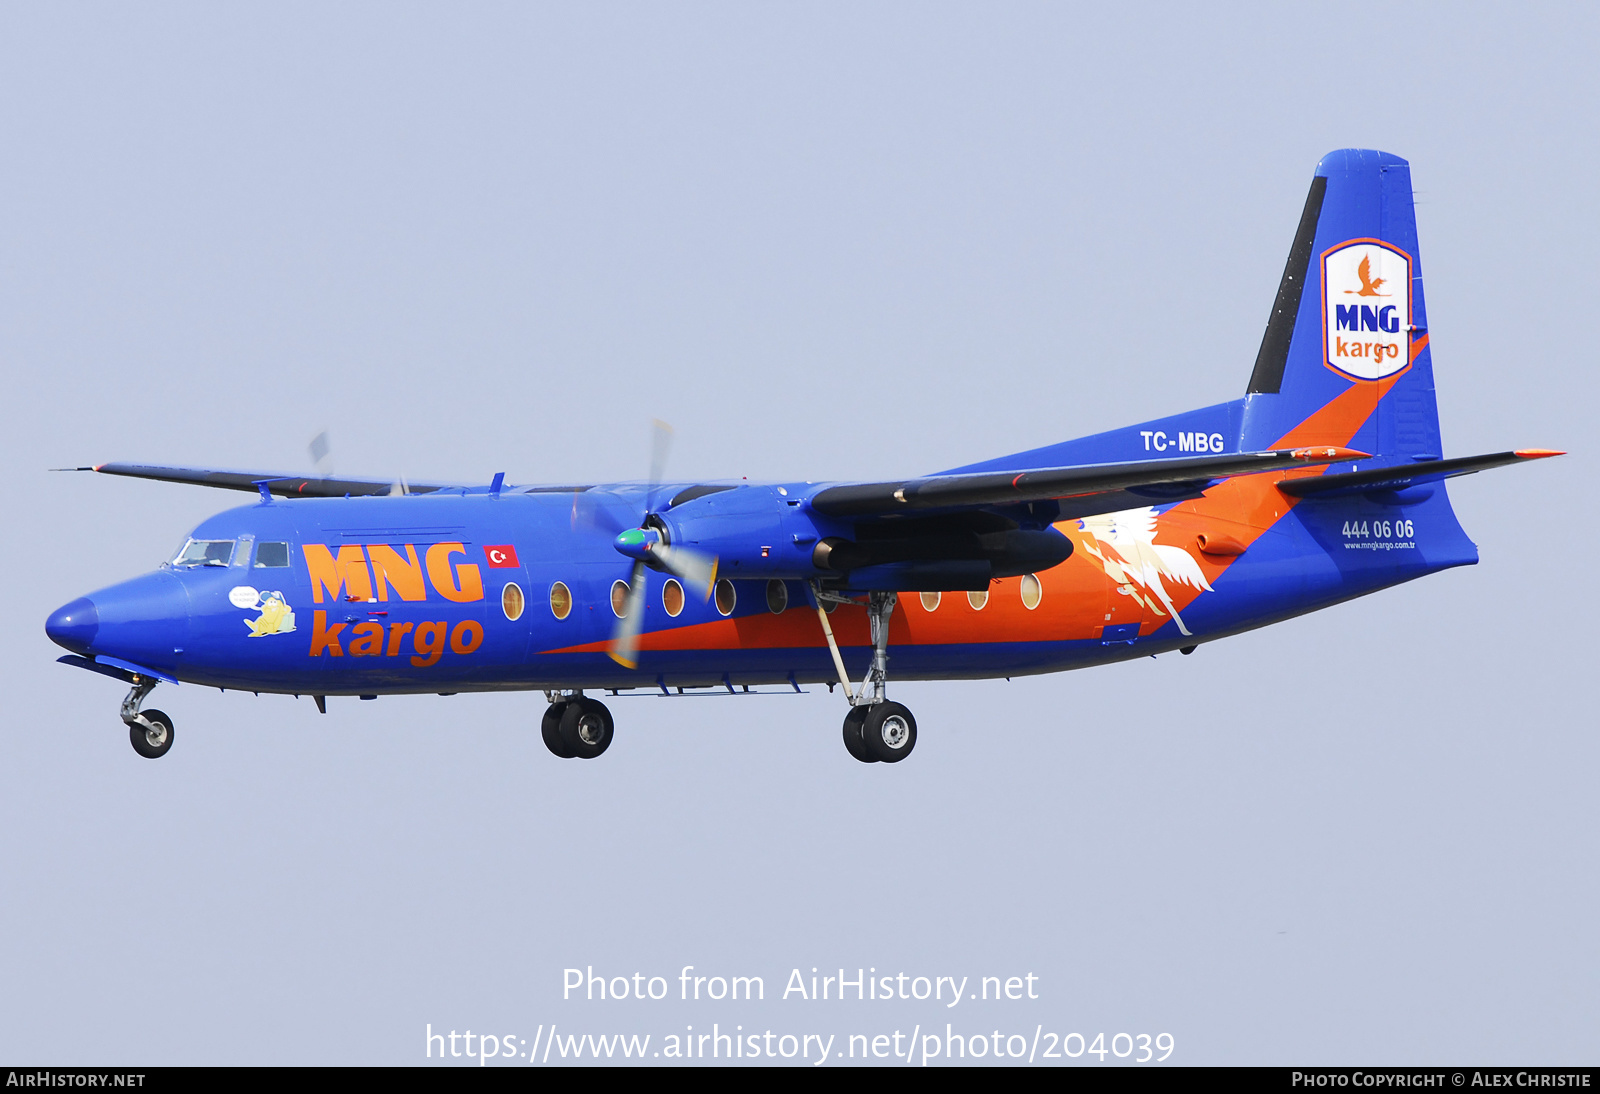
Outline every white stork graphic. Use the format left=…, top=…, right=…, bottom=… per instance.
left=1076, top=508, right=1214, bottom=637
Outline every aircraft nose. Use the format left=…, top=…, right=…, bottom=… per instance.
left=46, top=597, right=99, bottom=654
left=49, top=572, right=190, bottom=675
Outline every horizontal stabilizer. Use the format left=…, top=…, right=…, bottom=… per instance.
left=1277, top=450, right=1564, bottom=498
left=809, top=447, right=1368, bottom=519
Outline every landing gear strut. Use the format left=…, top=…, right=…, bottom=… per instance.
left=540, top=691, right=614, bottom=760
left=121, top=677, right=174, bottom=759
left=814, top=586, right=918, bottom=764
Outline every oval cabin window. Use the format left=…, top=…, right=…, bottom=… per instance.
left=714, top=579, right=737, bottom=617
left=549, top=582, right=572, bottom=621
left=919, top=591, right=941, bottom=612
left=662, top=579, right=685, bottom=617
left=967, top=589, right=989, bottom=610
left=610, top=580, right=630, bottom=619
left=766, top=579, right=788, bottom=614
left=1020, top=574, right=1042, bottom=610
left=503, top=582, right=525, bottom=621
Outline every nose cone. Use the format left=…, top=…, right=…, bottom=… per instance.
left=46, top=597, right=99, bottom=654
left=51, top=572, right=191, bottom=674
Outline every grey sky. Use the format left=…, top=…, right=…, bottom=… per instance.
left=1, top=3, right=1592, bottom=1065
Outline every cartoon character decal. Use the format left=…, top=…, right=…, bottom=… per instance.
left=1077, top=508, right=1213, bottom=637
left=231, top=586, right=297, bottom=637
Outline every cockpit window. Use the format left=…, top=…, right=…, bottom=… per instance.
left=172, top=539, right=236, bottom=567
left=254, top=542, right=290, bottom=568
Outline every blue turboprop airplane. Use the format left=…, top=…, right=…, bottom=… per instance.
left=46, top=149, right=1560, bottom=764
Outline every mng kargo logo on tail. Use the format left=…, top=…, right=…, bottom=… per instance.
left=1322, top=239, right=1412, bottom=381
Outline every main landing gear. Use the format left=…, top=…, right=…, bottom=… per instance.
left=540, top=692, right=614, bottom=759
left=842, top=701, right=917, bottom=764
left=814, top=587, right=918, bottom=764
left=121, top=676, right=175, bottom=759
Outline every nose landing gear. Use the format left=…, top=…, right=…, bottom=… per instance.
left=121, top=677, right=174, bottom=759
left=540, top=692, right=614, bottom=759
left=130, top=710, right=175, bottom=759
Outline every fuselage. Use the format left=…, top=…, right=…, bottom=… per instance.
left=44, top=469, right=1479, bottom=698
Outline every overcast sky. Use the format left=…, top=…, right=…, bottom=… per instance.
left=1, top=2, right=1593, bottom=1066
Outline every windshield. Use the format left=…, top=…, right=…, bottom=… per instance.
left=172, top=538, right=236, bottom=567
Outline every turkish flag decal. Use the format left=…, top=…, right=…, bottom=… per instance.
left=484, top=545, right=520, bottom=568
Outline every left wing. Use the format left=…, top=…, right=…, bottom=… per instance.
left=808, top=446, right=1368, bottom=520
left=60, top=463, right=592, bottom=499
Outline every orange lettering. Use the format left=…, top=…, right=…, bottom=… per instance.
left=369, top=544, right=427, bottom=601
left=425, top=543, right=483, bottom=603
left=309, top=610, right=345, bottom=656
left=304, top=544, right=374, bottom=604
left=348, top=622, right=383, bottom=657
left=385, top=621, right=414, bottom=657
left=411, top=621, right=447, bottom=667
left=449, top=620, right=484, bottom=655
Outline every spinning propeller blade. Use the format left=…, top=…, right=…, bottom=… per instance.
left=571, top=490, right=632, bottom=535
left=652, top=542, right=718, bottom=599
left=604, top=418, right=721, bottom=666
left=645, top=418, right=673, bottom=516
left=608, top=560, right=649, bottom=669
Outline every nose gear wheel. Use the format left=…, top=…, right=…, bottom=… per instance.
left=129, top=709, right=174, bottom=759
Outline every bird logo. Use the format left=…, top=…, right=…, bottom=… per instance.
left=1077, top=508, right=1214, bottom=637
left=1344, top=254, right=1389, bottom=297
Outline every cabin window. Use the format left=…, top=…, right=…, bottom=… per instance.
left=662, top=579, right=685, bottom=617
left=967, top=588, right=989, bottom=610
left=919, top=591, right=941, bottom=612
left=714, top=579, right=737, bottom=616
left=172, top=539, right=235, bottom=568
left=550, top=582, right=573, bottom=621
left=766, top=579, right=788, bottom=614
left=502, top=583, right=525, bottom=621
left=610, top=580, right=630, bottom=618
left=254, top=542, right=290, bottom=568
left=1020, top=573, right=1042, bottom=610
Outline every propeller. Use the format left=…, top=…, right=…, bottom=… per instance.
left=605, top=420, right=719, bottom=669
left=308, top=430, right=333, bottom=478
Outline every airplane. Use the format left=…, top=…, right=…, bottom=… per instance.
left=45, top=148, right=1561, bottom=764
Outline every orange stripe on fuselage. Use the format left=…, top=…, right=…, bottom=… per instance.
left=543, top=561, right=1113, bottom=657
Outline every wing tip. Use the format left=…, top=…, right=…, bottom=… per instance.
left=1514, top=448, right=1565, bottom=459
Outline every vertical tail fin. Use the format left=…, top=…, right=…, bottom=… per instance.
left=1239, top=150, right=1440, bottom=463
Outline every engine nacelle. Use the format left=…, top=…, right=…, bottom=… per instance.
left=658, top=485, right=827, bottom=579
